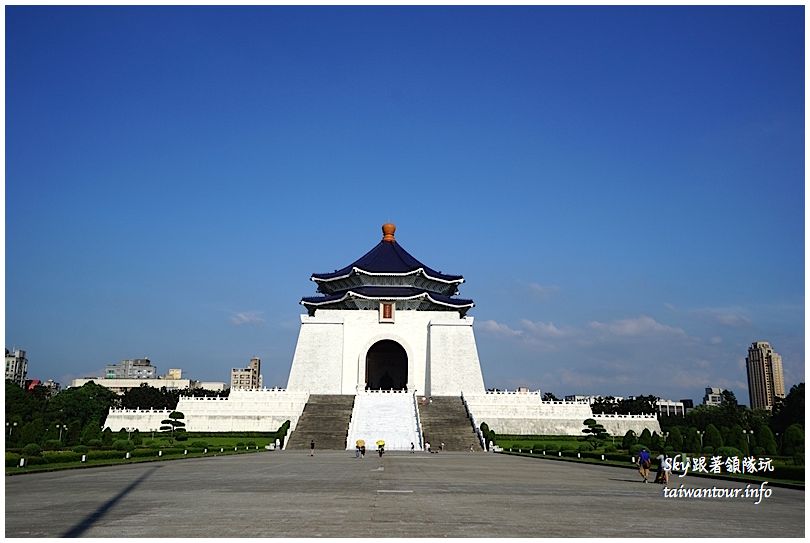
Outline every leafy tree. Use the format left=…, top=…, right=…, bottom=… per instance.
left=771, top=383, right=804, bottom=434
left=18, top=419, right=46, bottom=447
left=621, top=430, right=637, bottom=450
left=582, top=419, right=609, bottom=443
left=47, top=382, right=118, bottom=432
left=81, top=422, right=102, bottom=445
left=102, top=428, right=114, bottom=446
left=683, top=427, right=701, bottom=453
left=704, top=424, right=723, bottom=450
left=591, top=396, right=620, bottom=415
left=542, top=392, right=560, bottom=402
left=726, top=424, right=750, bottom=455
left=665, top=428, right=683, bottom=451
left=781, top=424, right=804, bottom=456
left=121, top=384, right=181, bottom=410
left=650, top=432, right=665, bottom=452
left=638, top=428, right=652, bottom=447
left=160, top=411, right=187, bottom=442
left=754, top=425, right=778, bottom=455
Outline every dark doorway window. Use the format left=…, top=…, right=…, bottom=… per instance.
left=365, top=340, right=407, bottom=391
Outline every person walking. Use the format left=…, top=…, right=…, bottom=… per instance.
left=310, top=439, right=315, bottom=457
left=655, top=453, right=671, bottom=485
left=410, top=442, right=415, bottom=454
left=638, top=448, right=651, bottom=482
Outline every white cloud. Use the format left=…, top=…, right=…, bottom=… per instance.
left=477, top=319, right=523, bottom=337
left=709, top=336, right=723, bottom=345
left=588, top=315, right=686, bottom=338
left=693, top=307, right=752, bottom=327
left=230, top=311, right=265, bottom=326
left=519, top=319, right=570, bottom=338
left=527, top=283, right=559, bottom=298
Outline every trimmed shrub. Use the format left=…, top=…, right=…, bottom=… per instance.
left=603, top=444, right=617, bottom=453
left=773, top=465, right=804, bottom=480
left=22, top=455, right=47, bottom=466
left=130, top=448, right=157, bottom=458
left=544, top=444, right=559, bottom=453
left=113, top=439, right=135, bottom=451
left=86, top=439, right=102, bottom=448
left=701, top=446, right=714, bottom=454
left=87, top=450, right=126, bottom=461
left=236, top=441, right=246, bottom=447
left=247, top=441, right=256, bottom=447
left=43, top=451, right=81, bottom=464
left=190, top=441, right=208, bottom=449
left=22, top=444, right=42, bottom=457
left=6, top=452, right=22, bottom=467
left=752, top=446, right=766, bottom=456
left=715, top=446, right=743, bottom=458
left=43, top=439, right=63, bottom=451
left=175, top=434, right=188, bottom=442
left=72, top=445, right=89, bottom=454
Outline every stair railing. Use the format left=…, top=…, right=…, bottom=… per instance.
left=412, top=390, right=424, bottom=449
left=461, top=391, right=486, bottom=450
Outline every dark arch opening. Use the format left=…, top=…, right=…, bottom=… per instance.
left=365, top=340, right=408, bottom=391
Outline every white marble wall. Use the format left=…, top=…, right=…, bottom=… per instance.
left=104, top=389, right=310, bottom=433
left=463, top=392, right=660, bottom=436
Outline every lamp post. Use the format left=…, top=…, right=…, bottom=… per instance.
left=56, top=424, right=68, bottom=442
left=6, top=421, right=18, bottom=437
left=745, top=430, right=754, bottom=448
left=697, top=431, right=704, bottom=450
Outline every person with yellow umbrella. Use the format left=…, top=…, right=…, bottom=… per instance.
left=376, top=439, right=385, bottom=457
left=355, top=439, right=364, bottom=459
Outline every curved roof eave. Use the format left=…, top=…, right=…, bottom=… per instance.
left=311, top=267, right=464, bottom=285
left=300, top=290, right=474, bottom=309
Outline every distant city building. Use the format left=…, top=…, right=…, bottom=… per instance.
left=69, top=377, right=226, bottom=395
left=43, top=379, right=61, bottom=396
left=106, top=358, right=157, bottom=379
left=5, top=349, right=28, bottom=387
left=680, top=399, right=694, bottom=413
left=746, top=341, right=786, bottom=410
left=164, top=368, right=183, bottom=379
left=703, top=387, right=725, bottom=406
left=656, top=399, right=685, bottom=417
left=230, top=357, right=262, bottom=390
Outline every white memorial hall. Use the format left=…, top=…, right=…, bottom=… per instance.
left=107, top=224, right=659, bottom=449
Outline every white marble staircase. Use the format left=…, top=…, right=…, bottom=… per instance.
left=346, top=390, right=423, bottom=451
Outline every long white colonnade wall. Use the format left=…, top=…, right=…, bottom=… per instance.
left=104, top=389, right=309, bottom=433
left=463, top=391, right=661, bottom=436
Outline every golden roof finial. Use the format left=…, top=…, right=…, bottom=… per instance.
left=382, top=223, right=396, bottom=242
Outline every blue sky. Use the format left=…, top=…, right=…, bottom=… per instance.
left=6, top=6, right=804, bottom=404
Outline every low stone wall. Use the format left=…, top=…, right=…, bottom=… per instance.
left=463, top=391, right=660, bottom=436
left=104, top=389, right=310, bottom=433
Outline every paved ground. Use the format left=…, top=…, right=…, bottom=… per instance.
left=5, top=451, right=804, bottom=537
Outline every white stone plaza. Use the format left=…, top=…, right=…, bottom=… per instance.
left=105, top=224, right=659, bottom=447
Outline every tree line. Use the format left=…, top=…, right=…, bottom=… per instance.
left=5, top=380, right=228, bottom=449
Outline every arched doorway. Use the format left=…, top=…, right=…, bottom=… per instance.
left=365, top=340, right=408, bottom=391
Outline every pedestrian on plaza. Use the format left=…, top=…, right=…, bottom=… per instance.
left=360, top=445, right=366, bottom=458
left=637, top=448, right=651, bottom=483
left=425, top=441, right=431, bottom=453
left=469, top=444, right=474, bottom=452
left=310, top=439, right=315, bottom=457
left=655, top=453, right=671, bottom=485
left=410, top=442, right=415, bottom=454
left=355, top=445, right=361, bottom=458
left=440, top=442, right=445, bottom=452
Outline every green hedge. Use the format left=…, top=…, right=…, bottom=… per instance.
left=43, top=451, right=82, bottom=464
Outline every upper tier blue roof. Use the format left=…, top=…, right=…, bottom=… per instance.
left=311, top=240, right=464, bottom=283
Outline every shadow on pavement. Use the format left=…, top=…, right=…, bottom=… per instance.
left=62, top=466, right=160, bottom=537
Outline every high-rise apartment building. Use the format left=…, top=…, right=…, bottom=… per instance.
left=105, top=358, right=157, bottom=379
left=5, top=349, right=28, bottom=387
left=230, top=357, right=262, bottom=390
left=746, top=341, right=785, bottom=410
